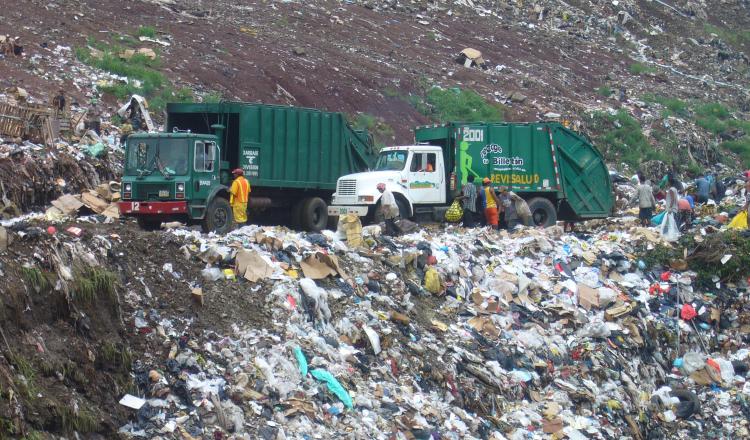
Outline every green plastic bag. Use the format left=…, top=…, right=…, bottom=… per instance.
left=294, top=347, right=308, bottom=377
left=310, top=369, right=353, bottom=409
left=84, top=143, right=107, bottom=158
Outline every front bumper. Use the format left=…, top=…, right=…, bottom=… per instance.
left=328, top=205, right=370, bottom=217
left=119, top=201, right=188, bottom=215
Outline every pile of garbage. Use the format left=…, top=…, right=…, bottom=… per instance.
left=110, top=217, right=750, bottom=439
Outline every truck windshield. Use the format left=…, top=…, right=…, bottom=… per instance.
left=374, top=150, right=407, bottom=171
left=125, top=138, right=189, bottom=177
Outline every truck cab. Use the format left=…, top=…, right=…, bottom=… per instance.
left=119, top=131, right=234, bottom=232
left=329, top=145, right=448, bottom=219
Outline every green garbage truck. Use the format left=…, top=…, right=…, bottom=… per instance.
left=119, top=102, right=377, bottom=232
left=329, top=121, right=613, bottom=226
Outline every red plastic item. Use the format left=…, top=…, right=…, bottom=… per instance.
left=680, top=304, right=697, bottom=320
left=660, top=271, right=671, bottom=281
left=46, top=226, right=56, bottom=235
left=426, top=255, right=437, bottom=265
left=287, top=294, right=297, bottom=309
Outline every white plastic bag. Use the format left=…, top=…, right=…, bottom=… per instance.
left=659, top=212, right=680, bottom=242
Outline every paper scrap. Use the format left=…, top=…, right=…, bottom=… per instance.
left=235, top=249, right=274, bottom=282
left=119, top=394, right=146, bottom=410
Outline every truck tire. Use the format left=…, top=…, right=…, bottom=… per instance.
left=291, top=200, right=304, bottom=230
left=527, top=197, right=557, bottom=227
left=396, top=198, right=410, bottom=220
left=202, top=197, right=234, bottom=234
left=137, top=217, right=161, bottom=231
left=301, top=197, right=328, bottom=232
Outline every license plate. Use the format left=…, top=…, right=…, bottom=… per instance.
left=327, top=206, right=368, bottom=216
left=159, top=190, right=169, bottom=197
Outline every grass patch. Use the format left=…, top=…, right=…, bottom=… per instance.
left=20, top=266, right=51, bottom=294
left=53, top=406, right=100, bottom=434
left=383, top=86, right=401, bottom=98
left=99, top=342, right=133, bottom=373
left=9, top=354, right=37, bottom=398
left=704, top=24, right=750, bottom=49
left=412, top=87, right=504, bottom=123
left=137, top=25, right=157, bottom=38
left=202, top=90, right=224, bottom=103
left=597, top=86, right=612, bottom=97
left=721, top=138, right=750, bottom=168
left=589, top=109, right=666, bottom=169
left=71, top=268, right=117, bottom=305
left=629, top=62, right=657, bottom=75
left=642, top=93, right=689, bottom=117
left=76, top=35, right=193, bottom=118
left=350, top=113, right=395, bottom=149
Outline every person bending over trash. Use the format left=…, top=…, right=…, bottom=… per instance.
left=377, top=183, right=399, bottom=236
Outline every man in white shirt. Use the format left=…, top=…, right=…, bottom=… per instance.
left=377, top=183, right=399, bottom=235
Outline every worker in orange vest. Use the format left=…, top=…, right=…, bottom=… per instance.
left=230, top=168, right=250, bottom=226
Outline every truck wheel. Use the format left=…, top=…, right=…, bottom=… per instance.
left=137, top=217, right=161, bottom=231
left=527, top=197, right=557, bottom=227
left=291, top=200, right=304, bottom=230
left=202, top=197, right=234, bottom=233
left=301, top=197, right=328, bottom=232
left=396, top=198, right=410, bottom=220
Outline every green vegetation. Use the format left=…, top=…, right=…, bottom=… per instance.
left=597, top=86, right=612, bottom=97
left=72, top=268, right=117, bottom=305
left=99, top=342, right=133, bottom=373
left=20, top=266, right=51, bottom=294
left=629, top=62, right=657, bottom=75
left=9, top=354, right=37, bottom=398
left=704, top=24, right=750, bottom=49
left=641, top=94, right=689, bottom=117
left=638, top=231, right=750, bottom=286
left=412, top=87, right=504, bottom=123
left=382, top=86, right=401, bottom=98
left=351, top=113, right=395, bottom=149
left=137, top=25, right=157, bottom=38
left=53, top=406, right=100, bottom=434
left=202, top=90, right=224, bottom=103
left=589, top=109, right=666, bottom=168
left=76, top=34, right=197, bottom=115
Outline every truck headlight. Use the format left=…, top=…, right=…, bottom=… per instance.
left=358, top=195, right=374, bottom=203
left=176, top=183, right=185, bottom=192
left=124, top=183, right=132, bottom=192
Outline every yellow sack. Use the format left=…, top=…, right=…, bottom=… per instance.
left=340, top=214, right=363, bottom=247
left=424, top=268, right=442, bottom=294
left=728, top=210, right=748, bottom=229
left=445, top=200, right=463, bottom=223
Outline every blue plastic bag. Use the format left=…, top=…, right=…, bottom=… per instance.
left=310, top=369, right=353, bottom=409
left=651, top=211, right=665, bottom=226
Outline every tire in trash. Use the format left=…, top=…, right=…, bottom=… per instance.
left=301, top=197, right=328, bottom=232
left=527, top=197, right=557, bottom=227
left=137, top=217, right=161, bottom=231
left=672, top=389, right=701, bottom=419
left=202, top=197, right=233, bottom=234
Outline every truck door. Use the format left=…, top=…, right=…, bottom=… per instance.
left=406, top=151, right=443, bottom=203
left=192, top=140, right=218, bottom=203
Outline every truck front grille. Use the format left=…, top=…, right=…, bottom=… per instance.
left=337, top=179, right=357, bottom=196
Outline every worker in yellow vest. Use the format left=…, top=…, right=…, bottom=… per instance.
left=482, top=177, right=501, bottom=230
left=230, top=168, right=251, bottom=226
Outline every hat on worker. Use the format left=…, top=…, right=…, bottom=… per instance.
left=376, top=183, right=386, bottom=191
left=482, top=177, right=491, bottom=184
left=231, top=168, right=244, bottom=176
